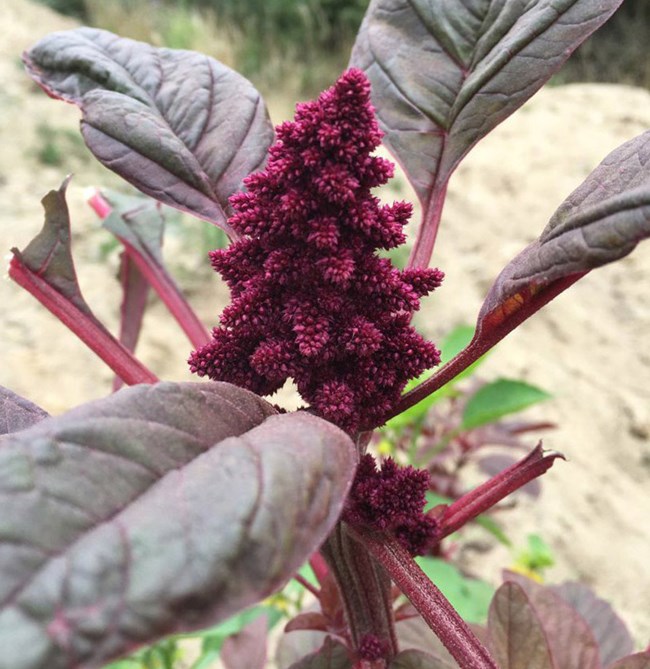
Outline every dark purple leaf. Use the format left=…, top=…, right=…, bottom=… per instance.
left=99, top=191, right=166, bottom=267
left=285, top=612, right=330, bottom=633
left=351, top=0, right=622, bottom=265
left=487, top=582, right=554, bottom=669
left=222, top=614, right=268, bottom=669
left=100, top=190, right=209, bottom=350
left=503, top=572, right=600, bottom=669
left=393, top=130, right=650, bottom=417
left=276, top=630, right=328, bottom=669
left=608, top=654, right=650, bottom=669
left=8, top=179, right=157, bottom=386
left=24, top=28, right=274, bottom=234
left=287, top=637, right=352, bottom=669
left=553, top=581, right=634, bottom=667
left=0, top=382, right=356, bottom=668
left=394, top=616, right=458, bottom=668
left=113, top=252, right=150, bottom=392
left=478, top=130, right=650, bottom=337
left=0, top=387, right=49, bottom=436
left=389, top=649, right=456, bottom=669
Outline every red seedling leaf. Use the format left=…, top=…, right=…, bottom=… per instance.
left=0, top=382, right=356, bottom=668
left=553, top=581, right=634, bottom=666
left=24, top=28, right=274, bottom=235
left=8, top=179, right=157, bottom=386
left=487, top=582, right=554, bottom=669
left=608, top=653, right=650, bottom=669
left=222, top=614, right=268, bottom=669
left=0, top=387, right=49, bottom=436
left=287, top=637, right=353, bottom=669
left=503, top=572, right=601, bottom=669
left=351, top=0, right=622, bottom=265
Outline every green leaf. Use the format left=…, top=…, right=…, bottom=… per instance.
left=0, top=382, right=356, bottom=669
left=462, top=379, right=551, bottom=431
left=474, top=516, right=512, bottom=548
left=515, top=534, right=555, bottom=573
left=424, top=491, right=452, bottom=510
left=415, top=557, right=494, bottom=624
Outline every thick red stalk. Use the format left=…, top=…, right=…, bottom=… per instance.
left=439, top=444, right=564, bottom=538
left=293, top=573, right=320, bottom=599
left=9, top=254, right=158, bottom=386
left=388, top=273, right=585, bottom=422
left=407, top=180, right=449, bottom=270
left=309, top=553, right=330, bottom=586
left=321, top=523, right=397, bottom=660
left=350, top=526, right=498, bottom=669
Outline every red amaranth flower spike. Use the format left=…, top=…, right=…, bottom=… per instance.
left=189, top=68, right=443, bottom=432
left=343, top=454, right=438, bottom=556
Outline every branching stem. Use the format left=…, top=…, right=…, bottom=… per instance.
left=351, top=527, right=498, bottom=669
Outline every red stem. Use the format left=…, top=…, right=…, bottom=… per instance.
left=439, top=444, right=564, bottom=538
left=89, top=190, right=209, bottom=350
left=387, top=273, right=585, bottom=422
left=293, top=573, right=321, bottom=599
left=120, top=239, right=210, bottom=350
left=309, top=553, right=329, bottom=586
left=321, top=523, right=397, bottom=659
left=9, top=253, right=158, bottom=386
left=351, top=527, right=498, bottom=669
left=407, top=180, right=449, bottom=270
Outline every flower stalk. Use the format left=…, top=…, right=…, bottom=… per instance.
left=321, top=523, right=398, bottom=662
left=351, top=526, right=498, bottom=669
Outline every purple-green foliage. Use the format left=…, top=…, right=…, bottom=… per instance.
left=2, top=0, right=650, bottom=667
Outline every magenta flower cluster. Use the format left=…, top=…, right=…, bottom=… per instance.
left=344, top=455, right=438, bottom=555
left=188, top=68, right=443, bottom=431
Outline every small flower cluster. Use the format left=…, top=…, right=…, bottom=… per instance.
left=357, top=634, right=387, bottom=661
left=344, top=454, right=438, bottom=556
left=188, top=68, right=443, bottom=431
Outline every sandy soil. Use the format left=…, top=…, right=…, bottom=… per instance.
left=1, top=0, right=649, bottom=651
